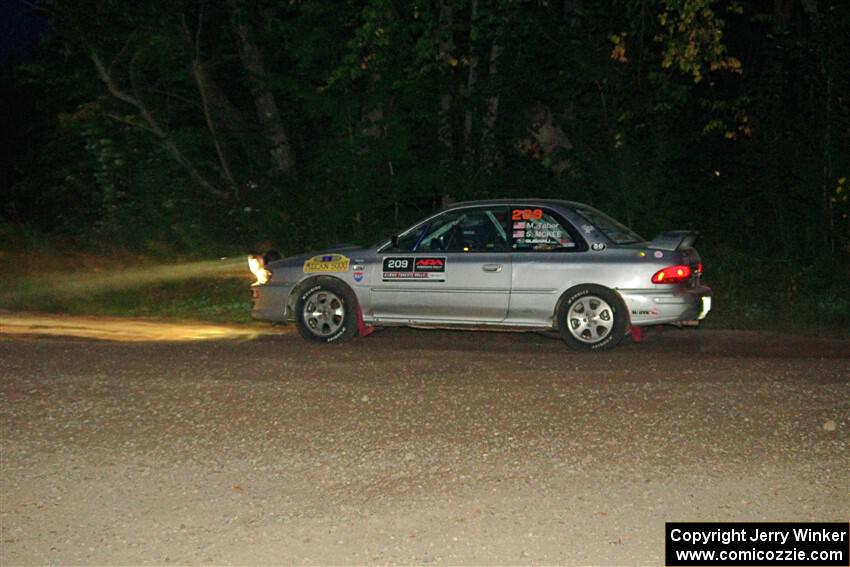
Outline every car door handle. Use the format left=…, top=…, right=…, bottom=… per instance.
left=482, top=264, right=503, bottom=272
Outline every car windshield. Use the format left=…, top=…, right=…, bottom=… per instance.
left=574, top=206, right=644, bottom=244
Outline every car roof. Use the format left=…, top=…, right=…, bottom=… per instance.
left=447, top=198, right=588, bottom=210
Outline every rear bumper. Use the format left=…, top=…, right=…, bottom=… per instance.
left=620, top=285, right=712, bottom=326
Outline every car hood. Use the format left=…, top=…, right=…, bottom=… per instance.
left=269, top=244, right=368, bottom=269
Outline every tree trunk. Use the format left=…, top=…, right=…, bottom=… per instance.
left=90, top=52, right=230, bottom=201
left=480, top=41, right=503, bottom=167
left=798, top=0, right=833, bottom=251
left=563, top=0, right=582, bottom=27
left=191, top=59, right=239, bottom=196
left=755, top=0, right=796, bottom=252
left=462, top=0, right=480, bottom=156
left=230, top=2, right=296, bottom=178
left=437, top=0, right=454, bottom=156
left=181, top=12, right=241, bottom=197
left=756, top=0, right=794, bottom=105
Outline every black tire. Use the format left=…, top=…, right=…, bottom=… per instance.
left=294, top=278, right=358, bottom=344
left=557, top=285, right=627, bottom=352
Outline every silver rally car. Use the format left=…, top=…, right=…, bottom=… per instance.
left=249, top=199, right=712, bottom=351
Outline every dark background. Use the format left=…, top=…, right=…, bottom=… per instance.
left=1, top=0, right=848, bottom=328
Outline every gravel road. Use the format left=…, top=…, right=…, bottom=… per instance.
left=1, top=324, right=848, bottom=565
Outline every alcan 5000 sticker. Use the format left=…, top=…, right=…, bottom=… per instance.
left=303, top=254, right=350, bottom=273
left=382, top=257, right=446, bottom=282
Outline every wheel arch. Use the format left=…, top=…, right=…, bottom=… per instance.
left=286, top=275, right=358, bottom=321
left=553, top=283, right=632, bottom=327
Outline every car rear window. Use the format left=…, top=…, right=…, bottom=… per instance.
left=511, top=208, right=580, bottom=251
left=574, top=207, right=644, bottom=245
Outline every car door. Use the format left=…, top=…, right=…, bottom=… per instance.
left=506, top=205, right=589, bottom=326
left=370, top=205, right=512, bottom=322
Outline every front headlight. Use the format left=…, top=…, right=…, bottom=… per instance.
left=248, top=255, right=272, bottom=285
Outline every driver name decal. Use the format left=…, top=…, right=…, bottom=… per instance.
left=382, top=257, right=446, bottom=282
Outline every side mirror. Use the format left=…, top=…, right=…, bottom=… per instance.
left=263, top=249, right=282, bottom=263
left=391, top=234, right=400, bottom=250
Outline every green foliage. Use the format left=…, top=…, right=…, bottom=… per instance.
left=1, top=274, right=253, bottom=324
left=701, top=247, right=850, bottom=334
left=2, top=0, right=848, bottom=329
left=655, top=0, right=742, bottom=83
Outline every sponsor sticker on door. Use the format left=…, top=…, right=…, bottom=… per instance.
left=382, top=257, right=446, bottom=282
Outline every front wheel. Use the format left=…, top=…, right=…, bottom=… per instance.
left=295, top=279, right=358, bottom=344
left=557, top=285, right=627, bottom=351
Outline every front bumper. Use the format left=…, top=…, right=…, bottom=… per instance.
left=250, top=282, right=295, bottom=323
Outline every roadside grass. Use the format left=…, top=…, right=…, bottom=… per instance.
left=698, top=257, right=850, bottom=338
left=700, top=294, right=850, bottom=337
left=0, top=247, right=258, bottom=325
left=0, top=276, right=255, bottom=324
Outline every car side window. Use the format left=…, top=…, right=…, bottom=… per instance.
left=396, top=207, right=510, bottom=252
left=511, top=207, right=582, bottom=252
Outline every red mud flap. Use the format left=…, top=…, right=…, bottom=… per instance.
left=630, top=326, right=643, bottom=343
left=357, top=307, right=375, bottom=337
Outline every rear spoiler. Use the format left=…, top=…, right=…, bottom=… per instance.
left=648, top=230, right=699, bottom=251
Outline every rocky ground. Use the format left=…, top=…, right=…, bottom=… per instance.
left=1, top=321, right=848, bottom=565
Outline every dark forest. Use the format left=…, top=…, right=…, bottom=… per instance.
left=1, top=0, right=848, bottom=329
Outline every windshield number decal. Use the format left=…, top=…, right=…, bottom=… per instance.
left=512, top=208, right=543, bottom=221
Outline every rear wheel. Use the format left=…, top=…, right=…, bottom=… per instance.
left=557, top=285, right=627, bottom=351
left=295, top=279, right=358, bottom=344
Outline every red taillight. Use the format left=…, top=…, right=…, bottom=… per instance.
left=652, top=264, right=692, bottom=284
left=697, top=262, right=703, bottom=274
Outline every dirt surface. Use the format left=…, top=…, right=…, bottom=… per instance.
left=1, top=322, right=848, bottom=565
